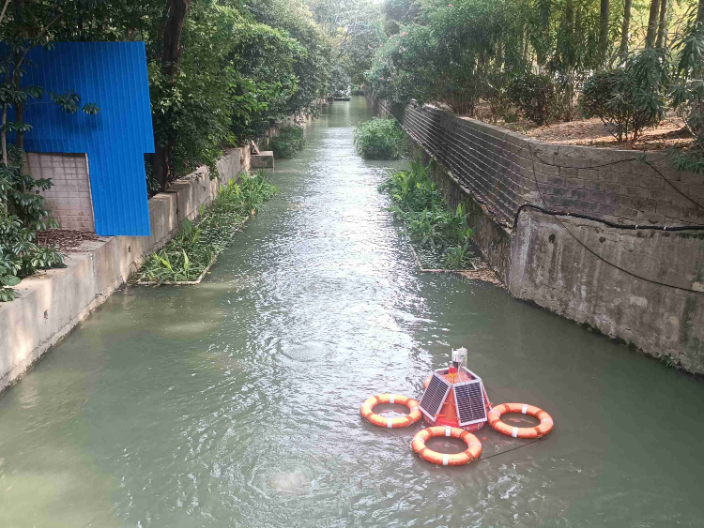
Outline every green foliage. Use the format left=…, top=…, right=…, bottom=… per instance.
left=507, top=73, right=567, bottom=126
left=355, top=117, right=408, bottom=159
left=309, top=0, right=385, bottom=86
left=248, top=0, right=334, bottom=115
left=270, top=126, right=307, bottom=159
left=379, top=155, right=475, bottom=268
left=580, top=49, right=671, bottom=142
left=0, top=149, right=65, bottom=302
left=139, top=171, right=277, bottom=283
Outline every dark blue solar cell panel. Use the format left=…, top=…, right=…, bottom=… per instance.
left=419, top=373, right=451, bottom=421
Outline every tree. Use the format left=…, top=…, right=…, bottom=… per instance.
left=153, top=0, right=192, bottom=191
left=619, top=0, right=632, bottom=59
left=656, top=0, right=668, bottom=49
left=599, top=0, right=610, bottom=65
left=646, top=0, right=660, bottom=48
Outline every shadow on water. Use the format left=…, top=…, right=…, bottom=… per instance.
left=1, top=96, right=703, bottom=527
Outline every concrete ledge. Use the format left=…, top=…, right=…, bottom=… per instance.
left=0, top=148, right=247, bottom=393
left=251, top=151, right=274, bottom=169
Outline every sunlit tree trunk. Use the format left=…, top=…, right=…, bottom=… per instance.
left=619, top=0, right=632, bottom=58
left=655, top=0, right=668, bottom=48
left=599, top=0, right=610, bottom=65
left=645, top=0, right=660, bottom=48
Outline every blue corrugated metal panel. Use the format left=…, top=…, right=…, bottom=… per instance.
left=11, top=42, right=154, bottom=236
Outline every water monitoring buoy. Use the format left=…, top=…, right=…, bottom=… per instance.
left=412, top=426, right=482, bottom=466
left=488, top=403, right=554, bottom=439
left=360, top=393, right=421, bottom=428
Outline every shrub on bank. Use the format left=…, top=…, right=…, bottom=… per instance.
left=580, top=49, right=670, bottom=142
left=270, top=126, right=307, bottom=159
left=507, top=73, right=569, bottom=126
left=355, top=118, right=408, bottom=159
left=138, top=171, right=277, bottom=284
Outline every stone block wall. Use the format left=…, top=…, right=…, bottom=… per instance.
left=26, top=153, right=94, bottom=231
left=375, top=98, right=704, bottom=373
left=383, top=103, right=704, bottom=227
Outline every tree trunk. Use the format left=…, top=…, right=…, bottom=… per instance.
left=162, top=0, right=190, bottom=77
left=153, top=0, right=192, bottom=192
left=619, top=0, right=632, bottom=58
left=599, top=0, right=610, bottom=65
left=645, top=0, right=660, bottom=48
left=523, top=26, right=530, bottom=62
left=655, top=0, right=668, bottom=48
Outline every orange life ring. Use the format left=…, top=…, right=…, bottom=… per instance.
left=411, top=426, right=482, bottom=466
left=360, top=393, right=421, bottom=428
left=488, top=403, right=554, bottom=439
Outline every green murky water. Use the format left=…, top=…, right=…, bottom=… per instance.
left=1, top=97, right=703, bottom=528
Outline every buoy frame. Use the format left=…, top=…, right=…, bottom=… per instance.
left=412, top=426, right=482, bottom=466
left=360, top=393, right=421, bottom=429
left=488, top=403, right=554, bottom=439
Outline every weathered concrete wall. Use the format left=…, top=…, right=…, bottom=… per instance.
left=25, top=153, right=95, bottom=231
left=0, top=148, right=248, bottom=393
left=510, top=211, right=704, bottom=372
left=381, top=101, right=704, bottom=227
left=376, top=98, right=704, bottom=373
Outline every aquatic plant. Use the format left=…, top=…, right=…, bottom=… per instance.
left=355, top=117, right=408, bottom=159
left=138, top=171, right=277, bottom=284
left=270, top=126, right=307, bottom=159
left=379, top=157, right=475, bottom=269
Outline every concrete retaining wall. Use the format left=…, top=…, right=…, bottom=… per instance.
left=0, top=148, right=249, bottom=393
left=378, top=99, right=704, bottom=373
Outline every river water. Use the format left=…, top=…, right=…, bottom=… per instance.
left=1, top=97, right=704, bottom=528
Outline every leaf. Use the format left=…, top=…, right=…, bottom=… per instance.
left=1, top=275, right=21, bottom=287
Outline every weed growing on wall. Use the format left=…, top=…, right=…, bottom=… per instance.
left=270, top=126, right=307, bottom=159
left=379, top=155, right=475, bottom=269
left=138, top=170, right=277, bottom=284
left=355, top=118, right=408, bottom=160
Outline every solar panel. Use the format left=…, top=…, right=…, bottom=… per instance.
left=419, top=373, right=451, bottom=422
left=453, top=380, right=488, bottom=427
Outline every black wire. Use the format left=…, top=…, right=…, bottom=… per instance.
left=385, top=102, right=704, bottom=231
left=384, top=103, right=704, bottom=294
left=480, top=438, right=542, bottom=461
left=530, top=149, right=704, bottom=211
left=525, top=142, right=704, bottom=295
left=512, top=202, right=704, bottom=231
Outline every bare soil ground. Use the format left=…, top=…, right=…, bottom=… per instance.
left=486, top=116, right=694, bottom=151
left=37, top=229, right=100, bottom=253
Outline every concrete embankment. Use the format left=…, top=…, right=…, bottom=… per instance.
left=375, top=98, right=704, bottom=374
left=0, top=148, right=250, bottom=393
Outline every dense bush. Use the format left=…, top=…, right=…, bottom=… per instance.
left=580, top=49, right=670, bottom=142
left=507, top=73, right=567, bottom=126
left=270, top=126, right=307, bottom=159
left=355, top=118, right=408, bottom=159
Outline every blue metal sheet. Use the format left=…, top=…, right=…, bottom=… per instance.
left=11, top=42, right=154, bottom=236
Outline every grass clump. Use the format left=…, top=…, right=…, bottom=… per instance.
left=355, top=117, right=408, bottom=159
left=379, top=156, right=475, bottom=269
left=270, top=126, right=306, bottom=159
left=139, top=170, right=277, bottom=284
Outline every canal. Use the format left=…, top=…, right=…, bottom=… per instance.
left=1, top=97, right=703, bottom=527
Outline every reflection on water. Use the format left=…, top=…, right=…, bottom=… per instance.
left=1, top=97, right=704, bottom=528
